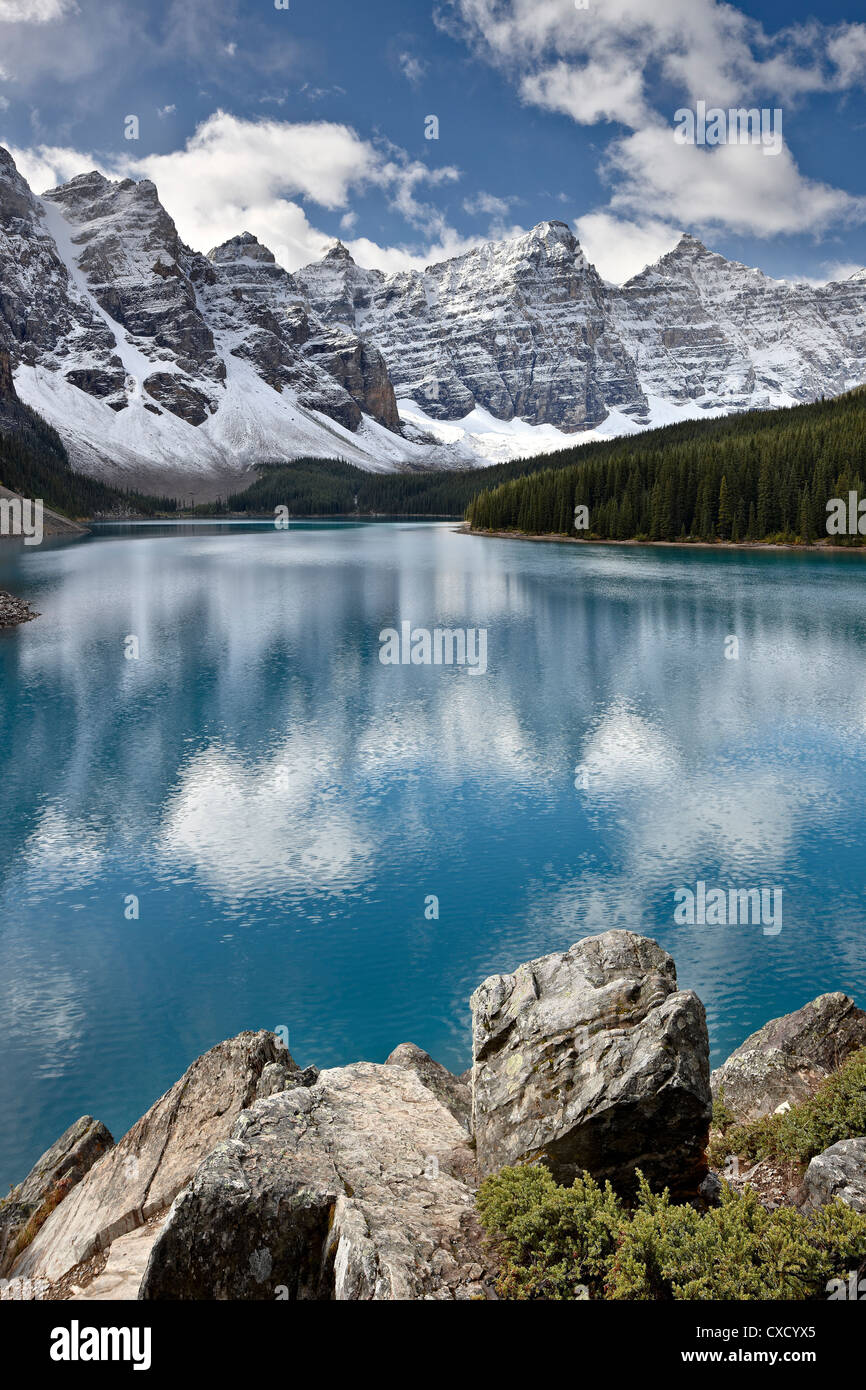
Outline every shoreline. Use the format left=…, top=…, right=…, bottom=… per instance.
left=458, top=524, right=866, bottom=556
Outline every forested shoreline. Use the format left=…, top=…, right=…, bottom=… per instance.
left=5, top=378, right=866, bottom=537
left=466, top=389, right=866, bottom=546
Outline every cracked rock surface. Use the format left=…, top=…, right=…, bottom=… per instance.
left=471, top=929, right=712, bottom=1197
left=140, top=1062, right=492, bottom=1301
left=711, top=993, right=866, bottom=1123
left=11, top=1030, right=290, bottom=1284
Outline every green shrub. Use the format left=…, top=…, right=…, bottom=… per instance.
left=708, top=1048, right=866, bottom=1168
left=475, top=1164, right=622, bottom=1300
left=477, top=1164, right=866, bottom=1300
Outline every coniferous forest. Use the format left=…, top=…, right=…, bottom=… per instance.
left=465, top=387, right=866, bottom=546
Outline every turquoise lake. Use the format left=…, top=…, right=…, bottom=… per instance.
left=1, top=520, right=866, bottom=1188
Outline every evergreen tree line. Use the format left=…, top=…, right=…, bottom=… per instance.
left=465, top=388, right=866, bottom=546
left=218, top=455, right=546, bottom=518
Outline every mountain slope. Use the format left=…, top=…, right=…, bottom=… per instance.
left=3, top=144, right=866, bottom=491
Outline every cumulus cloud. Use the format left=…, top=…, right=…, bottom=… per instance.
left=441, top=0, right=866, bottom=254
left=604, top=125, right=866, bottom=239
left=576, top=212, right=681, bottom=284
left=8, top=111, right=477, bottom=274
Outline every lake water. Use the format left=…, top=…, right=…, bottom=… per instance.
left=1, top=520, right=866, bottom=1188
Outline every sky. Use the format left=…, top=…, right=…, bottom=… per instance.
left=1, top=0, right=866, bottom=284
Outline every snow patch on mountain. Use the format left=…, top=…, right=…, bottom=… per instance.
left=3, top=145, right=866, bottom=492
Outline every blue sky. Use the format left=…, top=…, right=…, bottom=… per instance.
left=2, top=0, right=866, bottom=283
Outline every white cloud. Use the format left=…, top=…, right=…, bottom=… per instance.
left=399, top=51, right=427, bottom=85
left=575, top=212, right=681, bottom=284
left=605, top=125, right=866, bottom=239
left=8, top=112, right=472, bottom=274
left=157, top=104, right=176, bottom=119
left=0, top=0, right=76, bottom=20
left=822, top=261, right=866, bottom=283
left=463, top=191, right=513, bottom=217
left=443, top=0, right=866, bottom=242
left=8, top=140, right=109, bottom=192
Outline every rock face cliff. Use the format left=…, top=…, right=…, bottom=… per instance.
left=3, top=144, right=866, bottom=489
left=297, top=222, right=645, bottom=430
left=0, top=148, right=413, bottom=490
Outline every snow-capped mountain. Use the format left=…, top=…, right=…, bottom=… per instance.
left=2, top=144, right=866, bottom=493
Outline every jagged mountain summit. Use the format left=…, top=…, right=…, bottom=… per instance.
left=1, top=144, right=866, bottom=493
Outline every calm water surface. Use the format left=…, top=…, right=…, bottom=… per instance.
left=1, top=521, right=865, bottom=1187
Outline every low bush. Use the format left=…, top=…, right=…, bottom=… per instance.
left=477, top=1164, right=866, bottom=1300
left=708, top=1048, right=866, bottom=1168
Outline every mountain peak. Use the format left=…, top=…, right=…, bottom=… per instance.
left=208, top=231, right=276, bottom=265
left=62, top=170, right=110, bottom=191
left=324, top=239, right=355, bottom=265
left=671, top=232, right=710, bottom=255
left=528, top=219, right=575, bottom=243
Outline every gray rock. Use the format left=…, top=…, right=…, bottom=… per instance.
left=385, top=1042, right=472, bottom=1130
left=711, top=993, right=866, bottom=1123
left=140, top=1062, right=491, bottom=1301
left=0, top=1116, right=113, bottom=1277
left=471, top=929, right=712, bottom=1196
left=801, top=1138, right=866, bottom=1214
left=12, top=1030, right=290, bottom=1284
left=70, top=1223, right=166, bottom=1301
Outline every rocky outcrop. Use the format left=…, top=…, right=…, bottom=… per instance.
left=0, top=1117, right=113, bottom=1277
left=801, top=1138, right=866, bottom=1214
left=139, top=1063, right=490, bottom=1301
left=0, top=349, right=14, bottom=401
left=385, top=1042, right=471, bottom=1131
left=470, top=929, right=712, bottom=1196
left=711, top=994, right=866, bottom=1123
left=11, top=1031, right=292, bottom=1284
left=202, top=232, right=400, bottom=432
left=0, top=589, right=39, bottom=628
left=9, top=932, right=860, bottom=1301
left=43, top=171, right=223, bottom=394
left=299, top=224, right=646, bottom=430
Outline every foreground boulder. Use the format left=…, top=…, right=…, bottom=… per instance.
left=12, top=1031, right=291, bottom=1284
left=801, top=1138, right=866, bottom=1215
left=0, top=1117, right=113, bottom=1277
left=140, top=1063, right=491, bottom=1300
left=470, top=929, right=712, bottom=1196
left=385, top=1043, right=471, bottom=1131
left=711, top=994, right=866, bottom=1124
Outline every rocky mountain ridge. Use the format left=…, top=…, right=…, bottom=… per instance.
left=2, top=144, right=866, bottom=493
